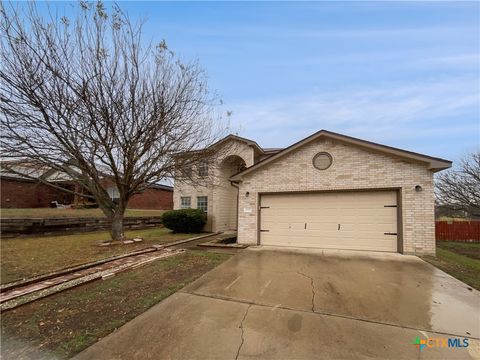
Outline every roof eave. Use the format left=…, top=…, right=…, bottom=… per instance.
left=429, top=160, right=453, bottom=172
left=173, top=134, right=266, bottom=158
left=230, top=130, right=452, bottom=180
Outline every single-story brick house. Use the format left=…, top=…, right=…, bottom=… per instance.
left=0, top=176, right=75, bottom=208
left=124, top=184, right=173, bottom=210
left=0, top=162, right=173, bottom=210
left=174, top=130, right=452, bottom=255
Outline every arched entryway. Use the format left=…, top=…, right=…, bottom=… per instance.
left=214, top=155, right=247, bottom=232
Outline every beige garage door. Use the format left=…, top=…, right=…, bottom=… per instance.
left=260, top=191, right=398, bottom=252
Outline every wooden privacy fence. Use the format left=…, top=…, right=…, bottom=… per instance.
left=435, top=221, right=480, bottom=242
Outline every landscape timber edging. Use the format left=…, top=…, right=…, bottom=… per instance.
left=0, top=216, right=163, bottom=237
left=0, top=232, right=218, bottom=293
left=0, top=249, right=186, bottom=312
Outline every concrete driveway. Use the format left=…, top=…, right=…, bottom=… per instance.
left=76, top=248, right=480, bottom=359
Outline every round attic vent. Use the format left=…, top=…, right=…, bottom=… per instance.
left=312, top=152, right=333, bottom=170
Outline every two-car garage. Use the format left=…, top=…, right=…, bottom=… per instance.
left=259, top=190, right=399, bottom=252
left=230, top=130, right=452, bottom=255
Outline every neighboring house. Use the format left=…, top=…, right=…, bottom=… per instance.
left=0, top=162, right=75, bottom=208
left=1, top=175, right=75, bottom=208
left=174, top=130, right=452, bottom=255
left=126, top=184, right=173, bottom=210
left=0, top=162, right=173, bottom=210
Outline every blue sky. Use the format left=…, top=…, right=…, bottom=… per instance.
left=42, top=1, right=480, bottom=162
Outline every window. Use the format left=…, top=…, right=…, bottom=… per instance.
left=197, top=196, right=208, bottom=213
left=312, top=152, right=333, bottom=170
left=198, top=162, right=209, bottom=177
left=180, top=196, right=191, bottom=209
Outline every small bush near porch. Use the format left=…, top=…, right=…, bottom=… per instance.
left=161, top=209, right=207, bottom=233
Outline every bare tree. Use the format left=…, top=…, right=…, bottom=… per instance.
left=436, top=151, right=480, bottom=212
left=0, top=1, right=226, bottom=240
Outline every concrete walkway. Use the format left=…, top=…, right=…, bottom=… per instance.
left=75, top=247, right=480, bottom=359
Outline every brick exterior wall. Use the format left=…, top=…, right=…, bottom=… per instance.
left=236, top=137, right=436, bottom=255
left=174, top=139, right=255, bottom=232
left=100, top=178, right=173, bottom=210
left=1, top=178, right=173, bottom=210
left=174, top=182, right=214, bottom=231
left=128, top=188, right=173, bottom=210
left=1, top=178, right=74, bottom=208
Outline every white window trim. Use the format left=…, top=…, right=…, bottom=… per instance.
left=180, top=196, right=191, bottom=209
left=197, top=196, right=208, bottom=213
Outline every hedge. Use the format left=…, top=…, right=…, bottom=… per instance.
left=161, top=208, right=207, bottom=233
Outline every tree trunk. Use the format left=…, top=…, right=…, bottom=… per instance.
left=110, top=212, right=125, bottom=241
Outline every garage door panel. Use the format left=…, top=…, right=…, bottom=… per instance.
left=261, top=238, right=397, bottom=252
left=304, top=216, right=338, bottom=224
left=269, top=239, right=397, bottom=252
left=305, top=222, right=338, bottom=231
left=260, top=191, right=398, bottom=252
left=263, top=237, right=396, bottom=250
left=289, top=223, right=305, bottom=230
left=304, top=209, right=338, bottom=216
left=262, top=222, right=290, bottom=230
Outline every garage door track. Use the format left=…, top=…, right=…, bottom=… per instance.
left=76, top=248, right=480, bottom=359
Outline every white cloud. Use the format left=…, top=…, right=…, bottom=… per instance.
left=280, top=52, right=480, bottom=69
left=158, top=21, right=476, bottom=42
left=229, top=77, right=480, bottom=150
left=412, top=54, right=480, bottom=68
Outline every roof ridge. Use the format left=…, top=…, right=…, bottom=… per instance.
left=230, top=129, right=452, bottom=180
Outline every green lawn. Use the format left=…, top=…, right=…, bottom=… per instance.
left=436, top=241, right=480, bottom=260
left=422, top=241, right=480, bottom=291
left=0, top=208, right=166, bottom=218
left=1, top=250, right=232, bottom=360
left=0, top=227, right=197, bottom=284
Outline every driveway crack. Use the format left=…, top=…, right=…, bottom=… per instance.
left=297, top=271, right=315, bottom=312
left=236, top=304, right=251, bottom=360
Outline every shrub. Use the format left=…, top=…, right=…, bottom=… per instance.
left=161, top=209, right=207, bottom=233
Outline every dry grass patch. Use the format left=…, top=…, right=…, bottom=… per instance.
left=1, top=208, right=165, bottom=218
left=422, top=242, right=480, bottom=291
left=1, top=227, right=197, bottom=284
left=1, top=250, right=232, bottom=359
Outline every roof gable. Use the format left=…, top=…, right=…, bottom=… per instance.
left=230, top=130, right=452, bottom=180
left=212, top=134, right=264, bottom=154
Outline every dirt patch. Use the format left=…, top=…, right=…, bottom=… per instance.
left=218, top=236, right=237, bottom=244
left=1, top=250, right=232, bottom=359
